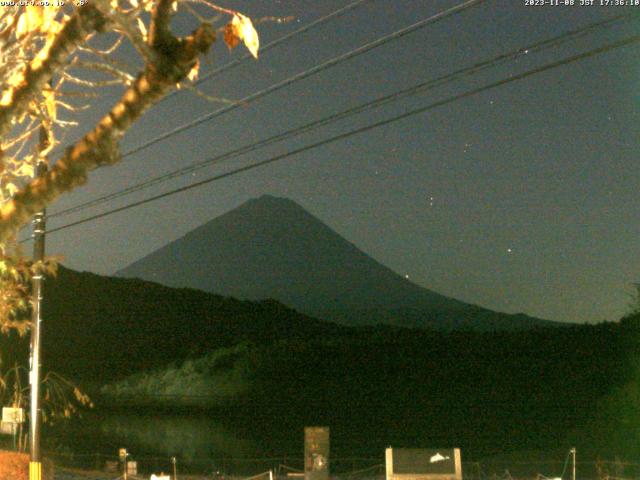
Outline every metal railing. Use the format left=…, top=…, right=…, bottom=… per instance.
left=41, top=453, right=640, bottom=480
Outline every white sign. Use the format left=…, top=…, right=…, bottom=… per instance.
left=2, top=407, right=24, bottom=424
left=150, top=475, right=170, bottom=480
left=0, top=422, right=16, bottom=435
left=430, top=454, right=450, bottom=463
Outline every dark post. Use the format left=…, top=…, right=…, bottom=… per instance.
left=304, top=427, right=329, bottom=480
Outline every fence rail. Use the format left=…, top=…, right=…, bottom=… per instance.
left=38, top=453, right=640, bottom=480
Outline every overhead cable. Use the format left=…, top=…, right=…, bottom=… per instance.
left=35, top=34, right=640, bottom=238
left=47, top=12, right=637, bottom=219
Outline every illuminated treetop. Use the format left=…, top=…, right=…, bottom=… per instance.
left=0, top=0, right=259, bottom=332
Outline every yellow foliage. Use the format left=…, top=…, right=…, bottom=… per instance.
left=16, top=6, right=43, bottom=37
left=224, top=13, right=260, bottom=59
left=187, top=59, right=200, bottom=82
left=15, top=6, right=59, bottom=37
left=43, top=86, right=56, bottom=122
left=0, top=2, right=258, bottom=333
left=136, top=17, right=147, bottom=42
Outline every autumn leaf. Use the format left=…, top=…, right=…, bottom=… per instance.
left=16, top=7, right=44, bottom=37
left=5, top=183, right=18, bottom=197
left=15, top=6, right=59, bottom=37
left=187, top=59, right=200, bottom=82
left=223, top=21, right=240, bottom=51
left=41, top=6, right=59, bottom=32
left=234, top=13, right=259, bottom=58
left=224, top=13, right=259, bottom=59
left=0, top=70, right=22, bottom=106
left=15, top=163, right=34, bottom=178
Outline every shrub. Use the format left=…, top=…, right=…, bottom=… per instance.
left=0, top=451, right=54, bottom=480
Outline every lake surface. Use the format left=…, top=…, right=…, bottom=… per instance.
left=18, top=409, right=589, bottom=480
left=42, top=407, right=389, bottom=475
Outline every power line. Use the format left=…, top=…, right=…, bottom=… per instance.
left=96, top=394, right=597, bottom=407
left=36, top=34, right=640, bottom=238
left=170, top=0, right=371, bottom=93
left=114, top=0, right=486, bottom=160
left=47, top=12, right=637, bottom=219
left=48, top=0, right=372, bottom=159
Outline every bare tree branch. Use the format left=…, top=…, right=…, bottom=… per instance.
left=0, top=17, right=215, bottom=242
left=72, top=61, right=136, bottom=84
left=0, top=3, right=110, bottom=137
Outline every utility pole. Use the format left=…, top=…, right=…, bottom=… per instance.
left=571, top=447, right=576, bottom=480
left=119, top=448, right=128, bottom=480
left=29, top=126, right=49, bottom=480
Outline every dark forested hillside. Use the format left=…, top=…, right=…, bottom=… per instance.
left=0, top=267, right=634, bottom=459
left=100, top=316, right=639, bottom=459
left=38, top=266, right=345, bottom=385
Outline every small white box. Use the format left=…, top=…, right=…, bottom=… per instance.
left=0, top=422, right=16, bottom=435
left=2, top=407, right=24, bottom=424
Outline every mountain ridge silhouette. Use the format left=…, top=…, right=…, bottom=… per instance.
left=117, top=195, right=559, bottom=331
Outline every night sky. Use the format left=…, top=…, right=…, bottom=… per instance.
left=25, top=0, right=639, bottom=324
